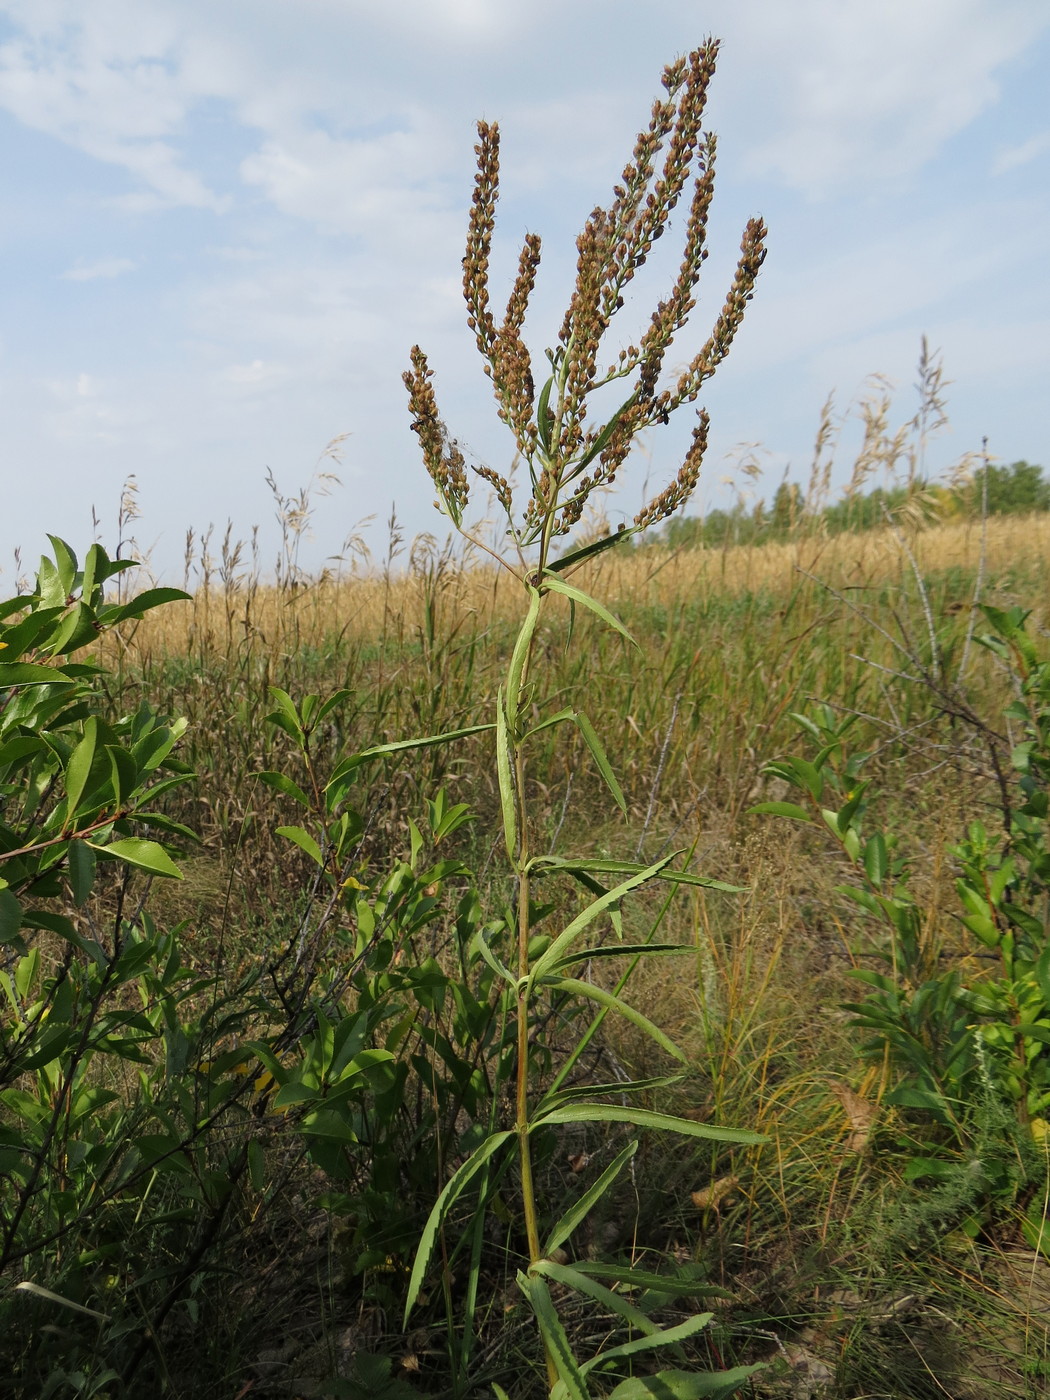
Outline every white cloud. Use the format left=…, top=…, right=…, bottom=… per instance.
left=220, top=358, right=287, bottom=386
left=0, top=11, right=226, bottom=210
left=994, top=130, right=1050, bottom=174
left=722, top=0, right=1048, bottom=194
left=61, top=256, right=137, bottom=281
left=238, top=121, right=460, bottom=249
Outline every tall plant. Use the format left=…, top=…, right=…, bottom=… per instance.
left=401, top=41, right=768, bottom=1397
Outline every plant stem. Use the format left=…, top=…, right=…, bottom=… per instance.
left=506, top=582, right=559, bottom=1388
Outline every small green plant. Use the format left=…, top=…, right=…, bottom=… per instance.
left=752, top=603, right=1050, bottom=1244
left=394, top=38, right=768, bottom=1397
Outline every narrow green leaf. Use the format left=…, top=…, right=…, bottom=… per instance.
left=80, top=543, right=102, bottom=605
left=470, top=928, right=517, bottom=986
left=64, top=716, right=98, bottom=819
left=0, top=662, right=76, bottom=686
left=495, top=686, right=517, bottom=861
left=404, top=1130, right=514, bottom=1324
left=580, top=1313, right=716, bottom=1375
left=266, top=686, right=304, bottom=740
left=536, top=373, right=555, bottom=454
left=516, top=1273, right=589, bottom=1400
left=549, top=526, right=638, bottom=574
left=543, top=1142, right=639, bottom=1256
left=15, top=948, right=39, bottom=999
left=535, top=1104, right=765, bottom=1146
left=528, top=855, right=745, bottom=893
left=576, top=711, right=626, bottom=814
left=533, top=1258, right=657, bottom=1337
left=0, top=889, right=23, bottom=945
left=551, top=943, right=689, bottom=968
left=575, top=392, right=638, bottom=471
left=67, top=840, right=97, bottom=906
left=257, top=771, right=311, bottom=807
left=104, top=588, right=191, bottom=624
left=247, top=1139, right=266, bottom=1192
left=522, top=706, right=577, bottom=740
left=327, top=723, right=495, bottom=788
left=608, top=1364, right=764, bottom=1399
left=315, top=689, right=354, bottom=725
left=748, top=801, right=813, bottom=822
left=571, top=1261, right=731, bottom=1298
left=19, top=1025, right=72, bottom=1071
left=542, top=977, right=687, bottom=1062
left=863, top=833, right=888, bottom=885
left=541, top=575, right=638, bottom=648
left=543, top=1075, right=684, bottom=1108
left=275, top=825, right=325, bottom=868
left=46, top=536, right=78, bottom=596
left=106, top=744, right=138, bottom=806
left=530, top=858, right=673, bottom=980
left=90, top=837, right=182, bottom=878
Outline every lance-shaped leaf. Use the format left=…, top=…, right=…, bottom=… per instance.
left=579, top=1312, right=717, bottom=1377
left=522, top=705, right=576, bottom=741
left=537, top=977, right=687, bottom=1062
left=528, top=854, right=746, bottom=894
left=608, top=1364, right=764, bottom=1398
left=570, top=1261, right=732, bottom=1298
left=470, top=927, right=517, bottom=986
left=546, top=942, right=688, bottom=972
left=104, top=588, right=191, bottom=625
left=405, top=1129, right=514, bottom=1324
left=534, top=1258, right=659, bottom=1339
left=534, top=1103, right=765, bottom=1146
left=496, top=685, right=517, bottom=861
left=276, top=826, right=325, bottom=868
left=543, top=1141, right=638, bottom=1257
left=536, top=372, right=556, bottom=454
left=327, top=723, right=495, bottom=790
left=541, top=575, right=638, bottom=648
left=574, top=392, right=638, bottom=473
left=68, top=840, right=96, bottom=907
left=257, top=771, right=311, bottom=808
left=549, top=525, right=639, bottom=574
left=64, top=717, right=98, bottom=820
left=516, top=1272, right=589, bottom=1400
left=90, top=838, right=183, bottom=879
left=576, top=711, right=626, bottom=814
left=0, top=662, right=77, bottom=687
left=530, top=858, right=673, bottom=981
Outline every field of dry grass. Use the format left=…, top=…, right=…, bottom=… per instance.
left=87, top=510, right=1048, bottom=1397
left=7, top=508, right=1050, bottom=1398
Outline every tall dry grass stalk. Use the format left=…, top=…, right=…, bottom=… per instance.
left=109, top=511, right=1050, bottom=667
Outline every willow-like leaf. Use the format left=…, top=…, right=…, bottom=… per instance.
left=535, top=1103, right=765, bottom=1146
left=579, top=1312, right=716, bottom=1376
left=530, top=858, right=673, bottom=981
left=541, top=575, right=638, bottom=648
left=608, top=1364, right=764, bottom=1399
left=542, top=1141, right=639, bottom=1257
left=516, top=1272, right=589, bottom=1400
left=576, top=711, right=626, bottom=814
left=495, top=686, right=516, bottom=861
left=404, top=1130, right=514, bottom=1324
left=537, top=977, right=687, bottom=1062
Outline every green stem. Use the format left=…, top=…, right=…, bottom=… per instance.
left=505, top=582, right=558, bottom=1390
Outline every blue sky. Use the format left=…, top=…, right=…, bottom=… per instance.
left=0, top=0, right=1047, bottom=581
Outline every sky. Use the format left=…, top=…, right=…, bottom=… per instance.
left=0, top=0, right=1047, bottom=582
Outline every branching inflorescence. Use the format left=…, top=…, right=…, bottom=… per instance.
left=404, top=39, right=767, bottom=570
left=402, top=43, right=768, bottom=1395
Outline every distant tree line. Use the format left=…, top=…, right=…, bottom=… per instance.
left=658, top=460, right=1049, bottom=550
